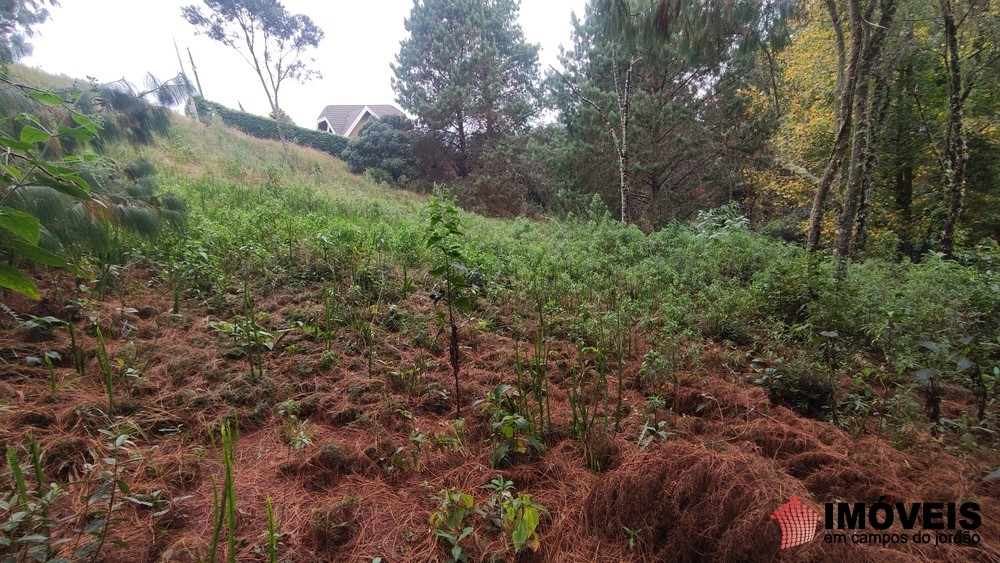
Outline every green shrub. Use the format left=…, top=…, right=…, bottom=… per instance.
left=341, top=115, right=417, bottom=182
left=193, top=98, right=347, bottom=158
left=753, top=354, right=833, bottom=418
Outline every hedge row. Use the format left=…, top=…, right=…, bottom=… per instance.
left=193, top=98, right=347, bottom=158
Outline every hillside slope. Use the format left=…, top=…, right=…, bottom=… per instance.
left=1, top=107, right=999, bottom=562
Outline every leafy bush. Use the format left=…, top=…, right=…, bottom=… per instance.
left=1, top=80, right=183, bottom=298
left=341, top=115, right=417, bottom=182
left=753, top=354, right=833, bottom=418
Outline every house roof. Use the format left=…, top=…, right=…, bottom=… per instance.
left=316, top=104, right=405, bottom=135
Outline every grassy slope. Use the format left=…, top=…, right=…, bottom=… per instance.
left=1, top=100, right=999, bottom=562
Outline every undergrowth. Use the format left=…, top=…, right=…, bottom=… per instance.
left=2, top=106, right=999, bottom=562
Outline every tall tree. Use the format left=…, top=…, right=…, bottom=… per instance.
left=781, top=0, right=999, bottom=257
left=182, top=0, right=323, bottom=166
left=802, top=0, right=897, bottom=261
left=553, top=27, right=639, bottom=223
left=931, top=0, right=999, bottom=255
left=830, top=0, right=896, bottom=264
left=392, top=0, right=539, bottom=177
left=552, top=0, right=787, bottom=225
left=0, top=0, right=55, bottom=66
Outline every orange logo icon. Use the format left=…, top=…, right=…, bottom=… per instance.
left=771, top=496, right=822, bottom=549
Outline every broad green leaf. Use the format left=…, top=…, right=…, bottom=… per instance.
left=915, top=368, right=940, bottom=381
left=917, top=340, right=940, bottom=352
left=6, top=238, right=74, bottom=270
left=29, top=174, right=91, bottom=200
left=71, top=113, right=100, bottom=136
left=19, top=125, right=51, bottom=144
left=0, top=264, right=40, bottom=299
left=39, top=163, right=77, bottom=176
left=985, top=468, right=1000, bottom=480
left=28, top=91, right=65, bottom=105
left=956, top=358, right=974, bottom=372
left=57, top=125, right=97, bottom=142
left=512, top=516, right=533, bottom=552
left=1, top=163, right=23, bottom=181
left=0, top=131, right=35, bottom=151
left=0, top=207, right=41, bottom=243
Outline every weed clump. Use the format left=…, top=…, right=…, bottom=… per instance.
left=305, top=499, right=358, bottom=551
left=295, top=443, right=373, bottom=486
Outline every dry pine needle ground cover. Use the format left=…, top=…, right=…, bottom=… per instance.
left=2, top=262, right=999, bottom=563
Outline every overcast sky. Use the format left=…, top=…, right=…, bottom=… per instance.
left=22, top=0, right=586, bottom=128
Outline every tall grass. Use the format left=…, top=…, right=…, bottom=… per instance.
left=209, top=421, right=238, bottom=563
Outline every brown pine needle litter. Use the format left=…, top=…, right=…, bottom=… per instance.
left=2, top=267, right=999, bottom=562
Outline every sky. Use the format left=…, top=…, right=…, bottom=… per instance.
left=22, top=0, right=586, bottom=128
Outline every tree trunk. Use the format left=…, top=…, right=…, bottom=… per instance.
left=611, top=55, right=638, bottom=223
left=825, top=0, right=847, bottom=125
left=833, top=73, right=869, bottom=266
left=939, top=0, right=967, bottom=257
left=809, top=0, right=896, bottom=254
left=854, top=64, right=891, bottom=257
left=619, top=149, right=631, bottom=223
left=246, top=42, right=293, bottom=171
left=274, top=105, right=293, bottom=170
left=893, top=64, right=915, bottom=258
left=553, top=51, right=637, bottom=223
left=457, top=107, right=468, bottom=177
left=807, top=0, right=862, bottom=253
left=614, top=56, right=637, bottom=223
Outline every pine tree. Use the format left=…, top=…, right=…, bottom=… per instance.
left=0, top=0, right=54, bottom=66
left=551, top=0, right=784, bottom=225
left=392, top=0, right=539, bottom=176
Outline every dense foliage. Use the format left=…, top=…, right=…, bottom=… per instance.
left=773, top=0, right=1000, bottom=257
left=0, top=76, right=182, bottom=298
left=392, top=0, right=539, bottom=177
left=384, top=0, right=1000, bottom=260
left=340, top=115, right=418, bottom=183
left=0, top=0, right=53, bottom=65
left=194, top=97, right=347, bottom=157
left=548, top=0, right=784, bottom=225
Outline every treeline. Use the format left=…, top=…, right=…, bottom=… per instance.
left=342, top=0, right=999, bottom=261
